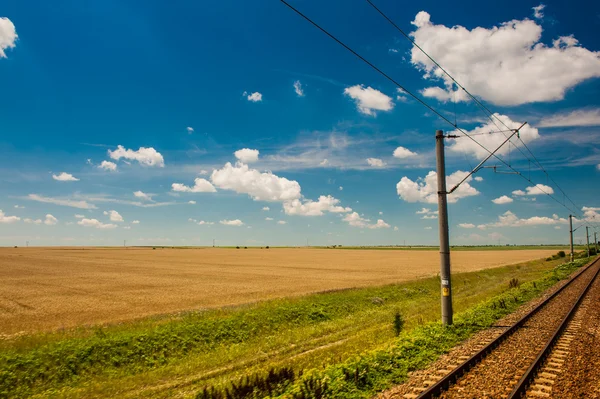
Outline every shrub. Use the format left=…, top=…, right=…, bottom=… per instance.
left=393, top=311, right=404, bottom=336
left=236, top=246, right=240, bottom=249
left=557, top=250, right=566, bottom=258
left=508, top=278, right=520, bottom=289
left=266, top=246, right=270, bottom=249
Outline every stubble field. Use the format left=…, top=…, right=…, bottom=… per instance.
left=0, top=246, right=564, bottom=335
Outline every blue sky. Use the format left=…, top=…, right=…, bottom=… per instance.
left=1, top=0, right=600, bottom=246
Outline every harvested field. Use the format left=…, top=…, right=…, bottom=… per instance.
left=0, top=247, right=565, bottom=335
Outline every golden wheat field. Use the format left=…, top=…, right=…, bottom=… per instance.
left=0, top=247, right=564, bottom=335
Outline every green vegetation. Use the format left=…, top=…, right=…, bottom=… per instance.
left=0, top=253, right=590, bottom=398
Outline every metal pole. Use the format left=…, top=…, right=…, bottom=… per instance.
left=436, top=129, right=453, bottom=325
left=586, top=226, right=590, bottom=257
left=595, top=232, right=598, bottom=255
left=569, top=215, right=574, bottom=262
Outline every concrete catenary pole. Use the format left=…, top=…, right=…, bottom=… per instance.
left=435, top=130, right=453, bottom=325
left=586, top=226, right=590, bottom=257
left=569, top=215, right=574, bottom=262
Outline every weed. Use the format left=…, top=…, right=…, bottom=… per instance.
left=508, top=278, right=520, bottom=289
left=393, top=312, right=404, bottom=337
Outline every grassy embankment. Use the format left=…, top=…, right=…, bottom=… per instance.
left=0, top=252, right=592, bottom=398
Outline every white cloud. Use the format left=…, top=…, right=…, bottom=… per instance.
left=234, top=148, right=259, bottom=163
left=554, top=226, right=561, bottom=230
left=393, top=226, right=399, bottom=231
left=339, top=186, right=343, bottom=191
left=44, top=214, right=58, bottom=225
left=244, top=91, right=262, bottom=102
left=132, top=220, right=140, bottom=224
left=538, top=108, right=600, bottom=128
left=343, top=85, right=394, bottom=116
left=459, top=223, right=475, bottom=228
left=581, top=206, right=600, bottom=222
left=52, top=172, right=79, bottom=182
left=199, top=170, right=209, bottom=175
left=211, top=162, right=301, bottom=202
left=410, top=11, right=600, bottom=106
left=447, top=114, right=539, bottom=159
left=367, top=158, right=386, bottom=168
left=98, top=161, right=117, bottom=171
left=488, top=210, right=567, bottom=227
left=424, top=226, right=433, bottom=230
left=532, top=4, right=545, bottom=19
left=74, top=214, right=85, bottom=219
left=283, top=195, right=351, bottom=216
left=108, top=145, right=165, bottom=167
left=134, top=191, right=153, bottom=201
left=277, top=220, right=287, bottom=225
left=77, top=218, right=117, bottom=229
left=27, top=194, right=97, bottom=209
left=379, top=211, right=383, bottom=215
left=262, top=206, right=270, bottom=211
left=24, top=218, right=42, bottom=225
left=0, top=17, right=17, bottom=58
left=198, top=220, right=214, bottom=225
left=342, top=212, right=390, bottom=229
left=220, top=219, right=244, bottom=226
left=0, top=210, right=20, bottom=223
left=512, top=184, right=554, bottom=196
left=416, top=207, right=438, bottom=219
left=265, top=217, right=274, bottom=221
left=492, top=195, right=514, bottom=204
left=474, top=176, right=483, bottom=182
left=14, top=205, right=24, bottom=209
left=396, top=170, right=479, bottom=204
left=187, top=126, right=194, bottom=134
left=103, top=210, right=124, bottom=222
left=188, top=200, right=196, bottom=204
left=171, top=178, right=217, bottom=193
left=293, top=80, right=304, bottom=97
left=393, top=146, right=417, bottom=158
left=320, top=159, right=329, bottom=167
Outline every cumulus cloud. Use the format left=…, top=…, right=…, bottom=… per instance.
left=0, top=17, right=17, bottom=58
left=234, top=148, right=259, bottom=163
left=103, top=210, right=124, bottom=222
left=459, top=223, right=475, bottom=228
left=187, top=126, right=194, bottom=134
left=416, top=207, right=438, bottom=219
left=343, top=85, right=394, bottom=116
left=24, top=218, right=42, bottom=225
left=220, top=219, right=244, bottom=226
left=171, top=178, right=217, bottom=193
left=52, top=172, right=79, bottom=182
left=132, top=220, right=140, bottom=224
left=342, top=212, right=390, bottom=229
left=512, top=184, right=554, bottom=196
left=293, top=80, right=304, bottom=97
left=262, top=206, right=270, bottom=211
left=211, top=162, right=301, bottom=202
left=134, top=191, right=153, bottom=201
left=447, top=114, right=539, bottom=159
left=265, top=217, right=274, bottom=221
left=27, top=194, right=96, bottom=209
left=366, top=158, right=386, bottom=168
left=198, top=220, right=214, bottom=225
left=474, top=176, right=484, bottom=182
left=244, top=91, right=262, bottom=102
left=74, top=214, right=85, bottom=219
left=393, top=146, right=417, bottom=158
left=108, top=145, right=165, bottom=167
left=0, top=210, right=20, bottom=223
left=538, top=108, right=600, bottom=128
left=492, top=195, right=514, bottom=204
left=487, top=211, right=567, bottom=227
left=277, top=220, right=287, bottom=225
left=283, top=195, right=351, bottom=216
left=188, top=200, right=196, bottom=204
left=410, top=11, right=600, bottom=106
left=44, top=214, right=58, bottom=225
left=532, top=4, right=545, bottom=19
left=99, top=161, right=117, bottom=171
left=396, top=170, right=480, bottom=204
left=77, top=218, right=117, bottom=229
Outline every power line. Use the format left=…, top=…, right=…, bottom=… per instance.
left=280, top=0, right=583, bottom=219
left=365, top=0, right=583, bottom=217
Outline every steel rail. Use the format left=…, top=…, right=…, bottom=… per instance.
left=416, top=256, right=600, bottom=399
left=508, top=257, right=600, bottom=398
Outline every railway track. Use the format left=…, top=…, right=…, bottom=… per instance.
left=394, top=256, right=600, bottom=399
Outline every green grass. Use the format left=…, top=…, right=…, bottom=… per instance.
left=0, top=252, right=591, bottom=398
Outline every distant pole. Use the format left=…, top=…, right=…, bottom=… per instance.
left=26, top=241, right=29, bottom=248
left=595, top=231, right=598, bottom=254
left=569, top=215, right=574, bottom=262
left=435, top=129, right=453, bottom=326
left=213, top=239, right=215, bottom=248
left=124, top=240, right=126, bottom=248
left=586, top=226, right=590, bottom=257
